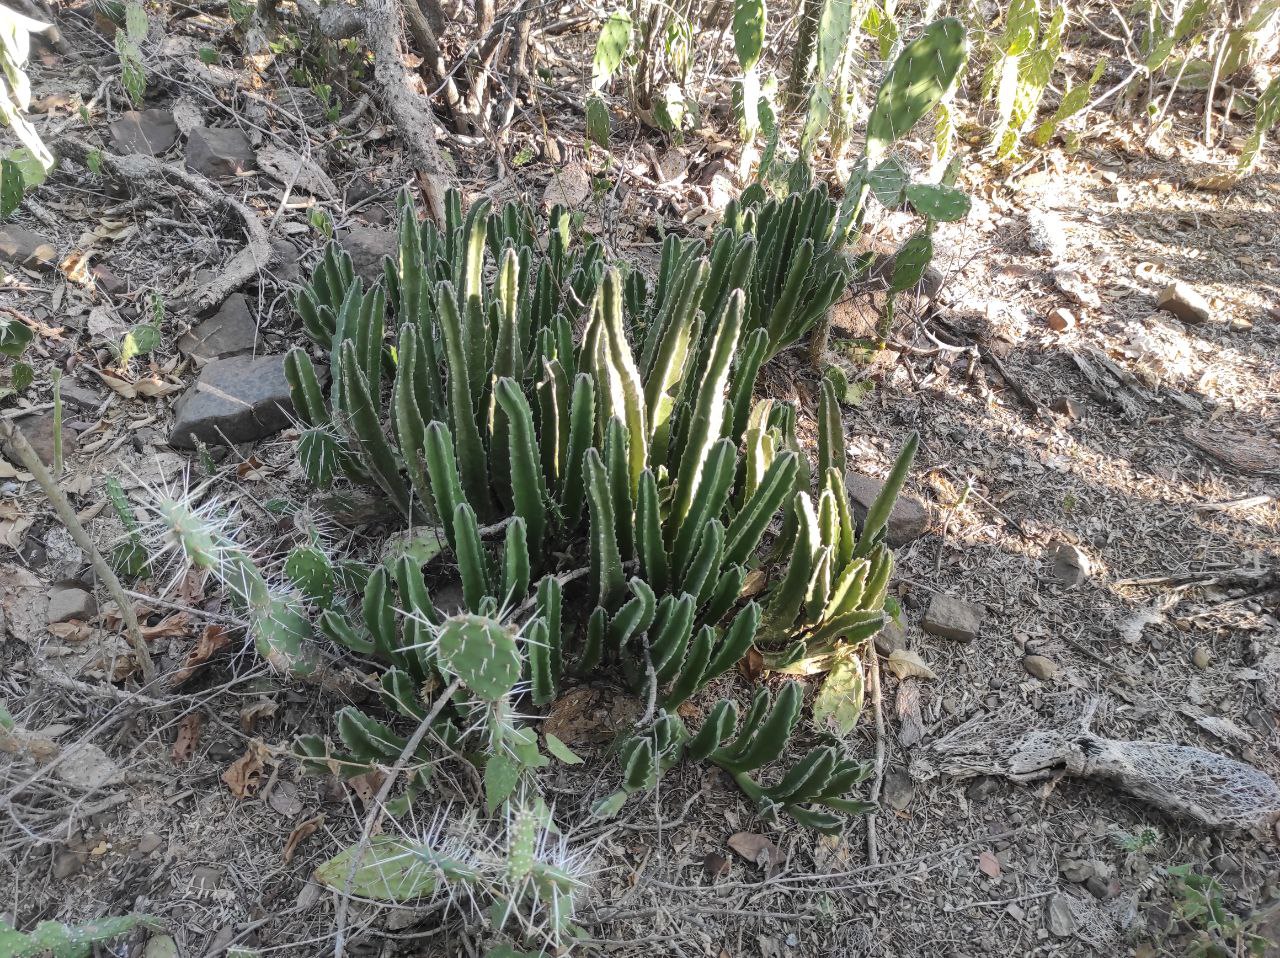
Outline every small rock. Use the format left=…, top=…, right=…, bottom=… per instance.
left=874, top=618, right=908, bottom=657
left=90, top=264, right=128, bottom=295
left=1049, top=540, right=1091, bottom=586
left=47, top=586, right=97, bottom=624
left=185, top=126, right=257, bottom=178
left=177, top=293, right=260, bottom=362
left=1050, top=395, right=1082, bottom=418
left=56, top=742, right=120, bottom=790
left=109, top=109, right=179, bottom=156
left=1060, top=859, right=1095, bottom=883
left=189, top=865, right=224, bottom=893
left=1156, top=282, right=1213, bottom=324
left=2, top=411, right=78, bottom=467
left=845, top=473, right=930, bottom=546
left=270, top=238, right=304, bottom=285
left=1046, top=307, right=1076, bottom=332
left=1191, top=645, right=1211, bottom=670
left=922, top=593, right=984, bottom=642
left=966, top=777, right=999, bottom=802
left=1045, top=893, right=1076, bottom=937
left=1022, top=655, right=1058, bottom=681
left=169, top=354, right=311, bottom=448
left=1026, top=209, right=1069, bottom=261
left=883, top=768, right=915, bottom=811
left=337, top=225, right=396, bottom=283
left=58, top=381, right=105, bottom=413
left=1085, top=876, right=1112, bottom=900
left=52, top=849, right=84, bottom=879
left=135, top=832, right=164, bottom=856
left=0, top=224, right=57, bottom=271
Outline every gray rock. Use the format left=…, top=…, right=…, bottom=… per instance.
left=169, top=354, right=307, bottom=448
left=1085, top=876, right=1112, bottom=900
left=1157, top=281, right=1213, bottom=324
left=922, top=593, right=984, bottom=642
left=1060, top=859, right=1095, bottom=883
left=1049, top=540, right=1091, bottom=586
left=47, top=586, right=97, bottom=624
left=270, top=238, right=304, bottom=285
left=1022, top=654, right=1058, bottom=681
left=177, top=293, right=260, bottom=362
left=1026, top=209, right=1069, bottom=261
left=52, top=849, right=84, bottom=879
left=90, top=264, right=128, bottom=295
left=109, top=109, right=179, bottom=156
left=2, top=411, right=78, bottom=466
left=312, top=488, right=401, bottom=527
left=845, top=473, right=930, bottom=546
left=185, top=126, right=257, bottom=178
left=883, top=768, right=915, bottom=811
left=966, top=777, right=998, bottom=802
left=58, top=381, right=105, bottom=413
left=874, top=618, right=908, bottom=657
left=0, top=224, right=57, bottom=271
left=1191, top=645, right=1211, bottom=670
left=1046, top=893, right=1076, bottom=937
left=338, top=225, right=396, bottom=283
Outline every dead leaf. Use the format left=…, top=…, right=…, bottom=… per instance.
left=0, top=512, right=33, bottom=549
left=703, top=851, right=730, bottom=878
left=347, top=769, right=386, bottom=808
left=173, top=624, right=232, bottom=684
left=727, top=831, right=778, bottom=872
left=240, top=698, right=279, bottom=733
left=59, top=249, right=94, bottom=285
left=978, top=849, right=1002, bottom=878
left=222, top=739, right=270, bottom=798
left=171, top=712, right=205, bottom=764
left=886, top=648, right=938, bottom=681
left=236, top=455, right=265, bottom=480
left=140, top=612, right=191, bottom=642
left=47, top=621, right=94, bottom=642
left=283, top=813, right=324, bottom=862
left=737, top=646, right=764, bottom=682
left=739, top=567, right=767, bottom=598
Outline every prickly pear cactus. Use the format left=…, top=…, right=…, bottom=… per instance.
left=437, top=614, right=522, bottom=701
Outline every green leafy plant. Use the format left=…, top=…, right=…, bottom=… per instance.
left=1240, top=73, right=1280, bottom=170
left=981, top=0, right=1068, bottom=159
left=1167, top=865, right=1269, bottom=958
left=113, top=1, right=149, bottom=106
left=0, top=4, right=53, bottom=216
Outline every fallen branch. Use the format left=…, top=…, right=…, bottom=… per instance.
left=59, top=137, right=271, bottom=314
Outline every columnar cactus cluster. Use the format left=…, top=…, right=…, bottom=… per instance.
left=150, top=22, right=967, bottom=950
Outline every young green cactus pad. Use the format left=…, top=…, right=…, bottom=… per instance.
left=437, top=614, right=522, bottom=701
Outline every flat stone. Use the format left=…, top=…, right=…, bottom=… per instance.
left=177, top=293, right=260, bottom=362
left=1191, top=645, right=1211, bottom=669
left=58, top=381, right=105, bottom=413
left=270, top=238, right=304, bottom=285
left=845, top=473, right=930, bottom=546
left=2, top=411, right=78, bottom=466
left=47, top=586, right=97, bottom=624
left=0, top=224, right=57, bottom=271
left=337, top=226, right=396, bottom=283
left=1060, top=859, right=1095, bottom=883
left=169, top=354, right=309, bottom=448
left=1049, top=540, right=1091, bottom=586
left=109, top=109, right=179, bottom=156
left=1045, top=893, right=1076, bottom=937
left=1022, top=654, right=1058, bottom=681
left=922, top=593, right=984, bottom=642
left=1156, top=281, right=1212, bottom=324
left=185, top=126, right=257, bottom=178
